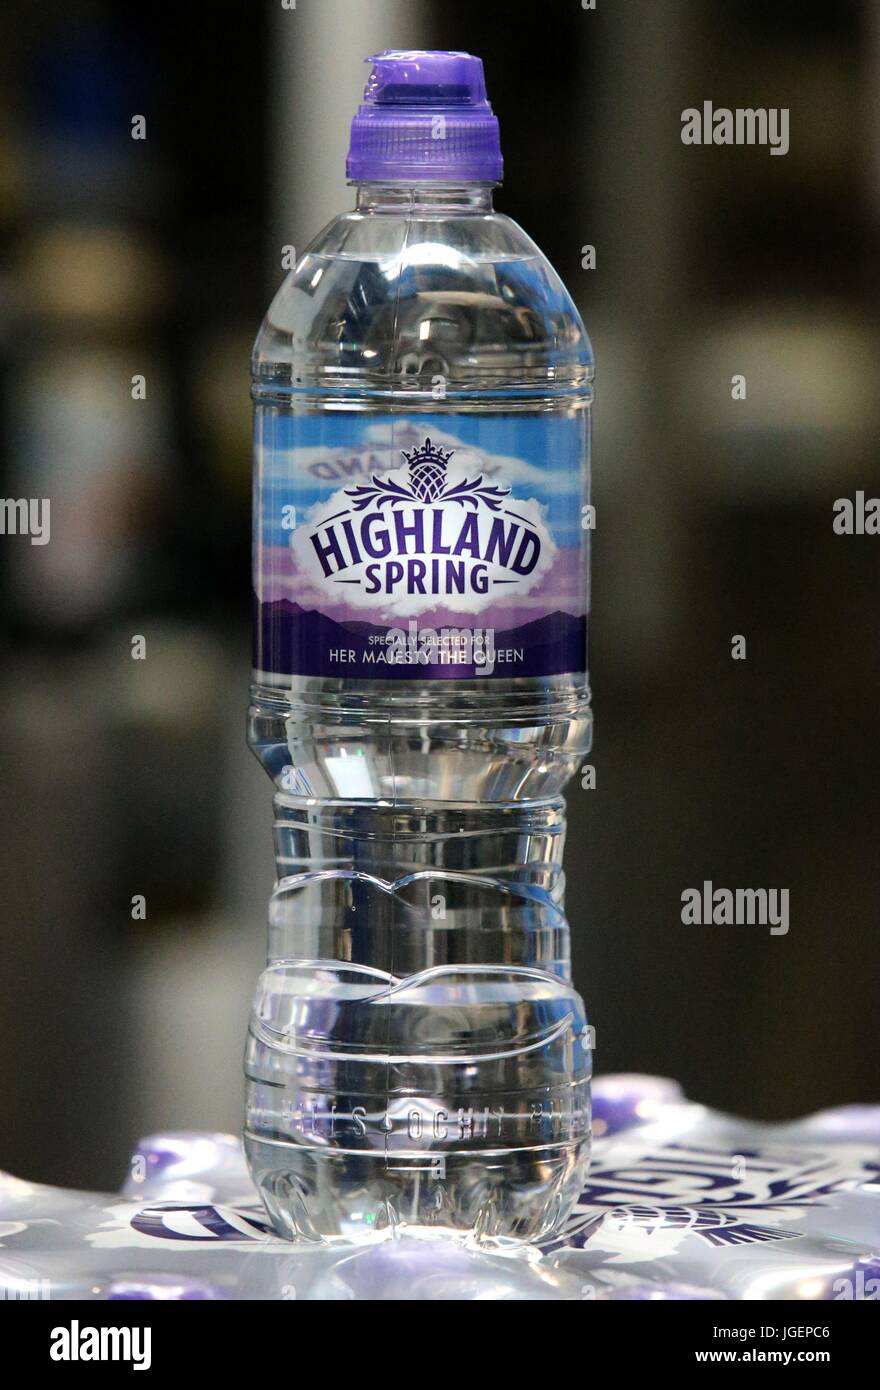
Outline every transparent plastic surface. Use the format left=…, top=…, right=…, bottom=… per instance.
left=247, top=184, right=594, bottom=1243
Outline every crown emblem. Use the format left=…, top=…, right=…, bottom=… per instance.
left=401, top=437, right=455, bottom=502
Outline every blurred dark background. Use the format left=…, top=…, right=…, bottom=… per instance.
left=0, top=0, right=877, bottom=1191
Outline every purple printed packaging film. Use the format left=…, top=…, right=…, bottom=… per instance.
left=2, top=1075, right=877, bottom=1301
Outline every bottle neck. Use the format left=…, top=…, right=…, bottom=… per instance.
left=354, top=182, right=496, bottom=214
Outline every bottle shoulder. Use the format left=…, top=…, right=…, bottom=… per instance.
left=252, top=207, right=593, bottom=396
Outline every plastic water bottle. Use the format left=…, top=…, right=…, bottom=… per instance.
left=245, top=50, right=594, bottom=1245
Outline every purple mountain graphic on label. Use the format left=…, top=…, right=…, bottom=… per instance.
left=254, top=599, right=587, bottom=679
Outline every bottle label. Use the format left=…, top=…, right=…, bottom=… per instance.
left=254, top=411, right=589, bottom=680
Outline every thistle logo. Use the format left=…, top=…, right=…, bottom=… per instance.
left=403, top=437, right=454, bottom=502
left=298, top=435, right=555, bottom=616
left=345, top=437, right=510, bottom=511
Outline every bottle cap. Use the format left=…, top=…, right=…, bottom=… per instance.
left=346, top=50, right=503, bottom=183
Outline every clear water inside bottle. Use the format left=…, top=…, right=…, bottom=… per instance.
left=246, top=184, right=594, bottom=1243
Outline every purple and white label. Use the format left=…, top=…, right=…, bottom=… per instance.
left=253, top=412, right=589, bottom=680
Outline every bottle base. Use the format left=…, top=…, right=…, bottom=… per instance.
left=244, top=1133, right=590, bottom=1246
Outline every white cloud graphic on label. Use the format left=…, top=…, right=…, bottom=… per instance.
left=292, top=436, right=556, bottom=617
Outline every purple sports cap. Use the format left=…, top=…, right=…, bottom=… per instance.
left=346, top=50, right=503, bottom=183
